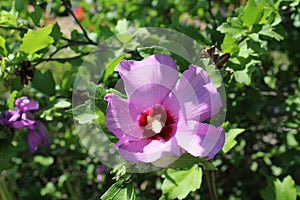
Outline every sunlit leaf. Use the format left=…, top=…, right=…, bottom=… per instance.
left=101, top=179, right=136, bottom=200
left=223, top=128, right=245, bottom=153
left=160, top=165, right=202, bottom=200
left=240, top=0, right=264, bottom=26
left=20, top=25, right=54, bottom=54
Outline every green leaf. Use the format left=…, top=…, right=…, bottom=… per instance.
left=240, top=0, right=264, bottom=27
left=264, top=76, right=276, bottom=89
left=101, top=179, right=136, bottom=200
left=0, top=10, right=17, bottom=26
left=115, top=18, right=130, bottom=34
left=169, top=153, right=217, bottom=170
left=160, top=165, right=202, bottom=200
left=217, top=17, right=244, bottom=37
left=260, top=175, right=297, bottom=200
left=222, top=128, right=245, bottom=153
left=0, top=140, right=17, bottom=171
left=20, top=25, right=54, bottom=54
left=204, top=63, right=223, bottom=88
left=72, top=100, right=99, bottom=124
left=137, top=45, right=170, bottom=58
left=82, top=79, right=109, bottom=112
left=234, top=69, right=251, bottom=85
left=259, top=24, right=284, bottom=41
left=275, top=176, right=297, bottom=200
left=31, top=70, right=56, bottom=96
left=296, top=185, right=300, bottom=196
left=34, top=155, right=54, bottom=166
left=41, top=99, right=71, bottom=120
left=29, top=5, right=43, bottom=26
left=0, top=36, right=8, bottom=56
left=260, top=176, right=276, bottom=200
left=51, top=22, right=63, bottom=44
left=74, top=113, right=99, bottom=124
left=221, top=34, right=239, bottom=56
left=7, top=90, right=19, bottom=110
left=103, top=54, right=126, bottom=82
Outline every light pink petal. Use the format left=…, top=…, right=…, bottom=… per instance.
left=115, top=54, right=178, bottom=97
left=176, top=121, right=224, bottom=159
left=104, top=93, right=144, bottom=139
left=161, top=91, right=181, bottom=124
left=174, top=64, right=222, bottom=122
left=128, top=84, right=173, bottom=114
left=118, top=137, right=181, bottom=163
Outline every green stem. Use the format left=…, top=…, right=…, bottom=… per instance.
left=0, top=176, right=14, bottom=200
left=211, top=171, right=218, bottom=200
left=204, top=170, right=218, bottom=200
left=204, top=170, right=214, bottom=200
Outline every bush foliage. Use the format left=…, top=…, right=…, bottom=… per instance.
left=0, top=0, right=299, bottom=199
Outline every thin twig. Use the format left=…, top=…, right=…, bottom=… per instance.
left=211, top=171, right=218, bottom=200
left=62, top=0, right=97, bottom=46
left=0, top=25, right=28, bottom=31
left=61, top=37, right=97, bottom=45
left=207, top=0, right=218, bottom=28
left=48, top=44, right=70, bottom=58
left=32, top=52, right=89, bottom=67
left=204, top=170, right=214, bottom=200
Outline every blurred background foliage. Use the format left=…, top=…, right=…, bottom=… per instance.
left=0, top=0, right=300, bottom=199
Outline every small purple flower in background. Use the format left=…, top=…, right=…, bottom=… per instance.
left=105, top=54, right=225, bottom=163
left=95, top=165, right=105, bottom=181
left=0, top=96, right=49, bottom=153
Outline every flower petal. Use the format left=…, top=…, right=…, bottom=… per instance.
left=15, top=96, right=39, bottom=112
left=104, top=93, right=144, bottom=139
left=35, top=121, right=50, bottom=146
left=128, top=84, right=173, bottom=114
left=115, top=54, right=178, bottom=97
left=0, top=110, right=19, bottom=126
left=27, top=129, right=42, bottom=153
left=118, top=137, right=181, bottom=163
left=174, top=64, right=222, bottom=122
left=176, top=121, right=224, bottom=159
left=11, top=112, right=35, bottom=129
left=27, top=121, right=50, bottom=153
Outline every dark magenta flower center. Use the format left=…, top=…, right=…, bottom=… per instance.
left=137, top=104, right=176, bottom=141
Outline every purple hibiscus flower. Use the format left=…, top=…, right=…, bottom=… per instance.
left=104, top=54, right=225, bottom=163
left=0, top=97, right=38, bottom=129
left=0, top=96, right=50, bottom=153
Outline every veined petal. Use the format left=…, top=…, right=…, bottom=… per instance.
left=104, top=93, right=144, bottom=139
left=174, top=64, right=222, bottom=122
left=128, top=84, right=173, bottom=114
left=176, top=121, right=224, bottom=159
left=115, top=54, right=178, bottom=97
left=118, top=137, right=180, bottom=163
